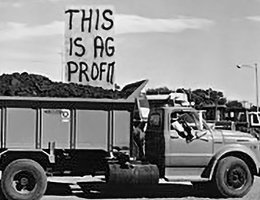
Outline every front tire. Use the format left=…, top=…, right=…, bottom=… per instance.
left=214, top=156, right=253, bottom=198
left=1, top=159, right=47, bottom=200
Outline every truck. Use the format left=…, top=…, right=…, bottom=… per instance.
left=0, top=79, right=259, bottom=199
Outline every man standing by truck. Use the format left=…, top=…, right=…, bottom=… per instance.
left=133, top=120, right=146, bottom=159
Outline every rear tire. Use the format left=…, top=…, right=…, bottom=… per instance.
left=1, top=159, right=47, bottom=200
left=214, top=156, right=253, bottom=198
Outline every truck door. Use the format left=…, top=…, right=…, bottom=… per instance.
left=165, top=110, right=213, bottom=174
left=145, top=109, right=165, bottom=177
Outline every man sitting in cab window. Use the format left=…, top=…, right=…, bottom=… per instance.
left=171, top=112, right=194, bottom=142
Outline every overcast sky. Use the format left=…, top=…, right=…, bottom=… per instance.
left=1, top=0, right=260, bottom=104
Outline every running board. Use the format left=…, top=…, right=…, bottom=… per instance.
left=163, top=176, right=210, bottom=183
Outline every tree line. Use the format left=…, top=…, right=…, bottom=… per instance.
left=146, top=87, right=255, bottom=110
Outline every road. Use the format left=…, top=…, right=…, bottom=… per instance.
left=42, top=176, right=260, bottom=200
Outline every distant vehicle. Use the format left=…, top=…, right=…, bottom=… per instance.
left=213, top=108, right=260, bottom=138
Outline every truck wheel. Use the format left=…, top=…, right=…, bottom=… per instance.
left=1, top=159, right=47, bottom=200
left=214, top=156, right=253, bottom=198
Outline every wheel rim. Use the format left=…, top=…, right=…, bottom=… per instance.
left=12, top=170, right=37, bottom=194
left=225, top=165, right=247, bottom=190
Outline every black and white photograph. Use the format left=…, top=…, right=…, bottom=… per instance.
left=1, top=0, right=260, bottom=199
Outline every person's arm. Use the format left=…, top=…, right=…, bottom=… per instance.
left=172, top=121, right=186, bottom=138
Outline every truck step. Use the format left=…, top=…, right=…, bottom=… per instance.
left=163, top=176, right=209, bottom=183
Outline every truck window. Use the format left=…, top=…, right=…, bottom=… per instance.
left=170, top=112, right=199, bottom=130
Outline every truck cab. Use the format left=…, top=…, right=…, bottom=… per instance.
left=145, top=105, right=260, bottom=197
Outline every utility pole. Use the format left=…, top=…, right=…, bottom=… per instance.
left=236, top=63, right=259, bottom=112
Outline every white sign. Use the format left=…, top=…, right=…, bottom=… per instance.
left=64, top=5, right=115, bottom=89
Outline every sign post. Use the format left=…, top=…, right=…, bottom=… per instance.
left=64, top=6, right=115, bottom=89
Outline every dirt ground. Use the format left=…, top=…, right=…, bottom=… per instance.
left=41, top=176, right=260, bottom=200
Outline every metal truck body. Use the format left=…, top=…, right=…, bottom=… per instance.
left=0, top=98, right=132, bottom=176
left=0, top=80, right=160, bottom=200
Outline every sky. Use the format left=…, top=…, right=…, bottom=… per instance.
left=0, top=0, right=260, bottom=104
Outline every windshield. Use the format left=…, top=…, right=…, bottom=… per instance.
left=192, top=111, right=210, bottom=130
